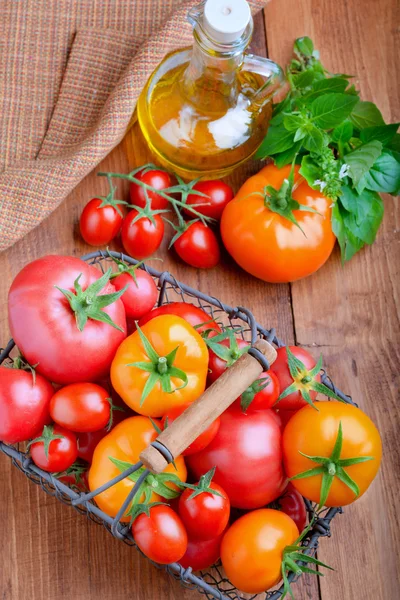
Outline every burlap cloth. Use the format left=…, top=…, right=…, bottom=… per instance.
left=0, top=0, right=266, bottom=252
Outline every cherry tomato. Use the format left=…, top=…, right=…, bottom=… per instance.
left=178, top=482, right=230, bottom=540
left=121, top=210, right=164, bottom=259
left=50, top=383, right=111, bottom=432
left=30, top=424, right=78, bottom=473
left=112, top=270, right=158, bottom=319
left=173, top=222, right=220, bottom=269
left=179, top=532, right=224, bottom=571
left=130, top=169, right=171, bottom=210
left=161, top=404, right=220, bottom=456
left=207, top=337, right=249, bottom=385
left=139, top=302, right=221, bottom=334
left=188, top=406, right=286, bottom=509
left=273, top=483, right=307, bottom=532
left=80, top=198, right=123, bottom=246
left=132, top=505, right=187, bottom=564
left=183, top=180, right=234, bottom=220
left=221, top=509, right=299, bottom=594
left=271, top=346, right=321, bottom=411
left=0, top=366, right=53, bottom=444
left=275, top=408, right=297, bottom=428
left=283, top=401, right=382, bottom=507
left=235, top=370, right=280, bottom=413
left=221, top=164, right=336, bottom=283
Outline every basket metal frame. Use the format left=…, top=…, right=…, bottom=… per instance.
left=0, top=250, right=353, bottom=600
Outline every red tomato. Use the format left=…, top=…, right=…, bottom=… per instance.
left=188, top=406, right=286, bottom=509
left=80, top=198, right=123, bottom=246
left=139, top=302, right=221, bottom=334
left=121, top=210, right=164, bottom=259
left=179, top=532, right=224, bottom=571
left=183, top=180, right=234, bottom=220
left=50, top=383, right=111, bottom=432
left=207, top=338, right=249, bottom=385
left=178, top=482, right=230, bottom=540
left=162, top=405, right=220, bottom=456
left=275, top=408, right=297, bottom=428
left=30, top=424, right=78, bottom=472
left=0, top=366, right=53, bottom=444
left=271, top=346, right=321, bottom=411
left=8, top=256, right=127, bottom=385
left=236, top=370, right=280, bottom=413
left=132, top=505, right=188, bottom=564
left=274, top=484, right=307, bottom=532
left=173, top=222, right=220, bottom=269
left=112, top=270, right=157, bottom=319
left=130, top=169, right=171, bottom=210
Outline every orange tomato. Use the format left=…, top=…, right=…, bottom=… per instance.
left=283, top=401, right=382, bottom=507
left=220, top=164, right=336, bottom=283
left=88, top=416, right=187, bottom=521
left=111, top=315, right=208, bottom=417
left=221, top=509, right=299, bottom=594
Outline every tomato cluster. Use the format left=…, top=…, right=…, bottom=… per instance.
left=2, top=254, right=382, bottom=596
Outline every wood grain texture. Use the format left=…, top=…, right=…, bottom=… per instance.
left=0, top=4, right=398, bottom=600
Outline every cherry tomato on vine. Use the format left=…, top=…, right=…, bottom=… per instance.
left=173, top=222, right=220, bottom=269
left=29, top=424, right=78, bottom=472
left=207, top=336, right=249, bottom=385
left=129, top=169, right=172, bottom=210
left=132, top=505, right=188, bottom=564
left=161, top=405, right=220, bottom=456
left=121, top=210, right=164, bottom=259
left=139, top=302, right=221, bottom=335
left=110, top=258, right=158, bottom=319
left=271, top=346, right=321, bottom=412
left=273, top=483, right=307, bottom=532
left=179, top=532, right=224, bottom=571
left=235, top=370, right=280, bottom=413
left=80, top=198, right=124, bottom=246
left=183, top=180, right=234, bottom=220
left=50, top=383, right=111, bottom=432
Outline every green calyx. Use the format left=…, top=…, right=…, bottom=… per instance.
left=95, top=174, right=129, bottom=217
left=180, top=467, right=223, bottom=501
left=54, top=459, right=87, bottom=485
left=202, top=328, right=249, bottom=367
left=108, top=254, right=162, bottom=288
left=165, top=217, right=200, bottom=248
left=280, top=520, right=334, bottom=599
left=105, top=397, right=126, bottom=432
left=240, top=376, right=270, bottom=412
left=6, top=355, right=38, bottom=384
left=126, top=323, right=188, bottom=406
left=55, top=268, right=128, bottom=332
left=290, top=422, right=374, bottom=509
left=275, top=346, right=343, bottom=410
left=27, top=425, right=64, bottom=459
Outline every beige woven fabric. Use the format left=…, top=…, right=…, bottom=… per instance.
left=0, top=0, right=266, bottom=251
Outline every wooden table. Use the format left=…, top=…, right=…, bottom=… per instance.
left=1, top=1, right=399, bottom=599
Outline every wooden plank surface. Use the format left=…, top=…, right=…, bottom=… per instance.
left=0, top=3, right=399, bottom=600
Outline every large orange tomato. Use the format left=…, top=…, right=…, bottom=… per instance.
left=283, top=401, right=382, bottom=507
left=221, top=509, right=299, bottom=594
left=220, top=164, right=336, bottom=283
left=111, top=315, right=208, bottom=417
left=88, top=416, right=187, bottom=521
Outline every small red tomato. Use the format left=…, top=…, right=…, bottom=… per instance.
left=275, top=408, right=297, bottom=428
left=77, top=429, right=109, bottom=463
left=112, top=270, right=157, bottom=319
left=162, top=405, right=220, bottom=456
left=173, top=222, right=220, bottom=269
left=121, top=211, right=164, bottom=259
left=179, top=532, right=224, bottom=571
left=271, top=346, right=321, bottom=412
left=184, top=180, right=234, bottom=220
left=237, top=371, right=280, bottom=413
left=50, top=383, right=111, bottom=433
left=80, top=198, right=123, bottom=246
left=207, top=337, right=249, bottom=385
left=178, top=480, right=230, bottom=540
left=132, top=505, right=188, bottom=564
left=30, top=424, right=78, bottom=472
left=139, top=302, right=221, bottom=335
left=274, top=483, right=307, bottom=532
left=130, top=169, right=172, bottom=210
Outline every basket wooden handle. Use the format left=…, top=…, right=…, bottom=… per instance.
left=139, top=339, right=277, bottom=474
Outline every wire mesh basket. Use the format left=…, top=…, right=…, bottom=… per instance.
left=0, top=250, right=354, bottom=600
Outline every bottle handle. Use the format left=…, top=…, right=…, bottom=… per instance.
left=139, top=339, right=277, bottom=474
left=242, top=54, right=287, bottom=109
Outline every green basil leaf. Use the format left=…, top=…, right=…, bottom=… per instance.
left=302, top=127, right=329, bottom=153
left=310, top=93, right=359, bottom=129
left=294, top=36, right=314, bottom=57
left=387, top=133, right=400, bottom=153
left=332, top=121, right=353, bottom=144
left=340, top=185, right=384, bottom=244
left=359, top=149, right=400, bottom=195
left=331, top=201, right=364, bottom=263
left=292, top=69, right=315, bottom=89
left=255, top=125, right=295, bottom=158
left=303, top=77, right=350, bottom=102
left=344, top=140, right=383, bottom=185
left=283, top=114, right=305, bottom=132
left=273, top=142, right=303, bottom=168
left=299, top=155, right=322, bottom=187
left=350, top=101, right=385, bottom=130
left=360, top=123, right=399, bottom=146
